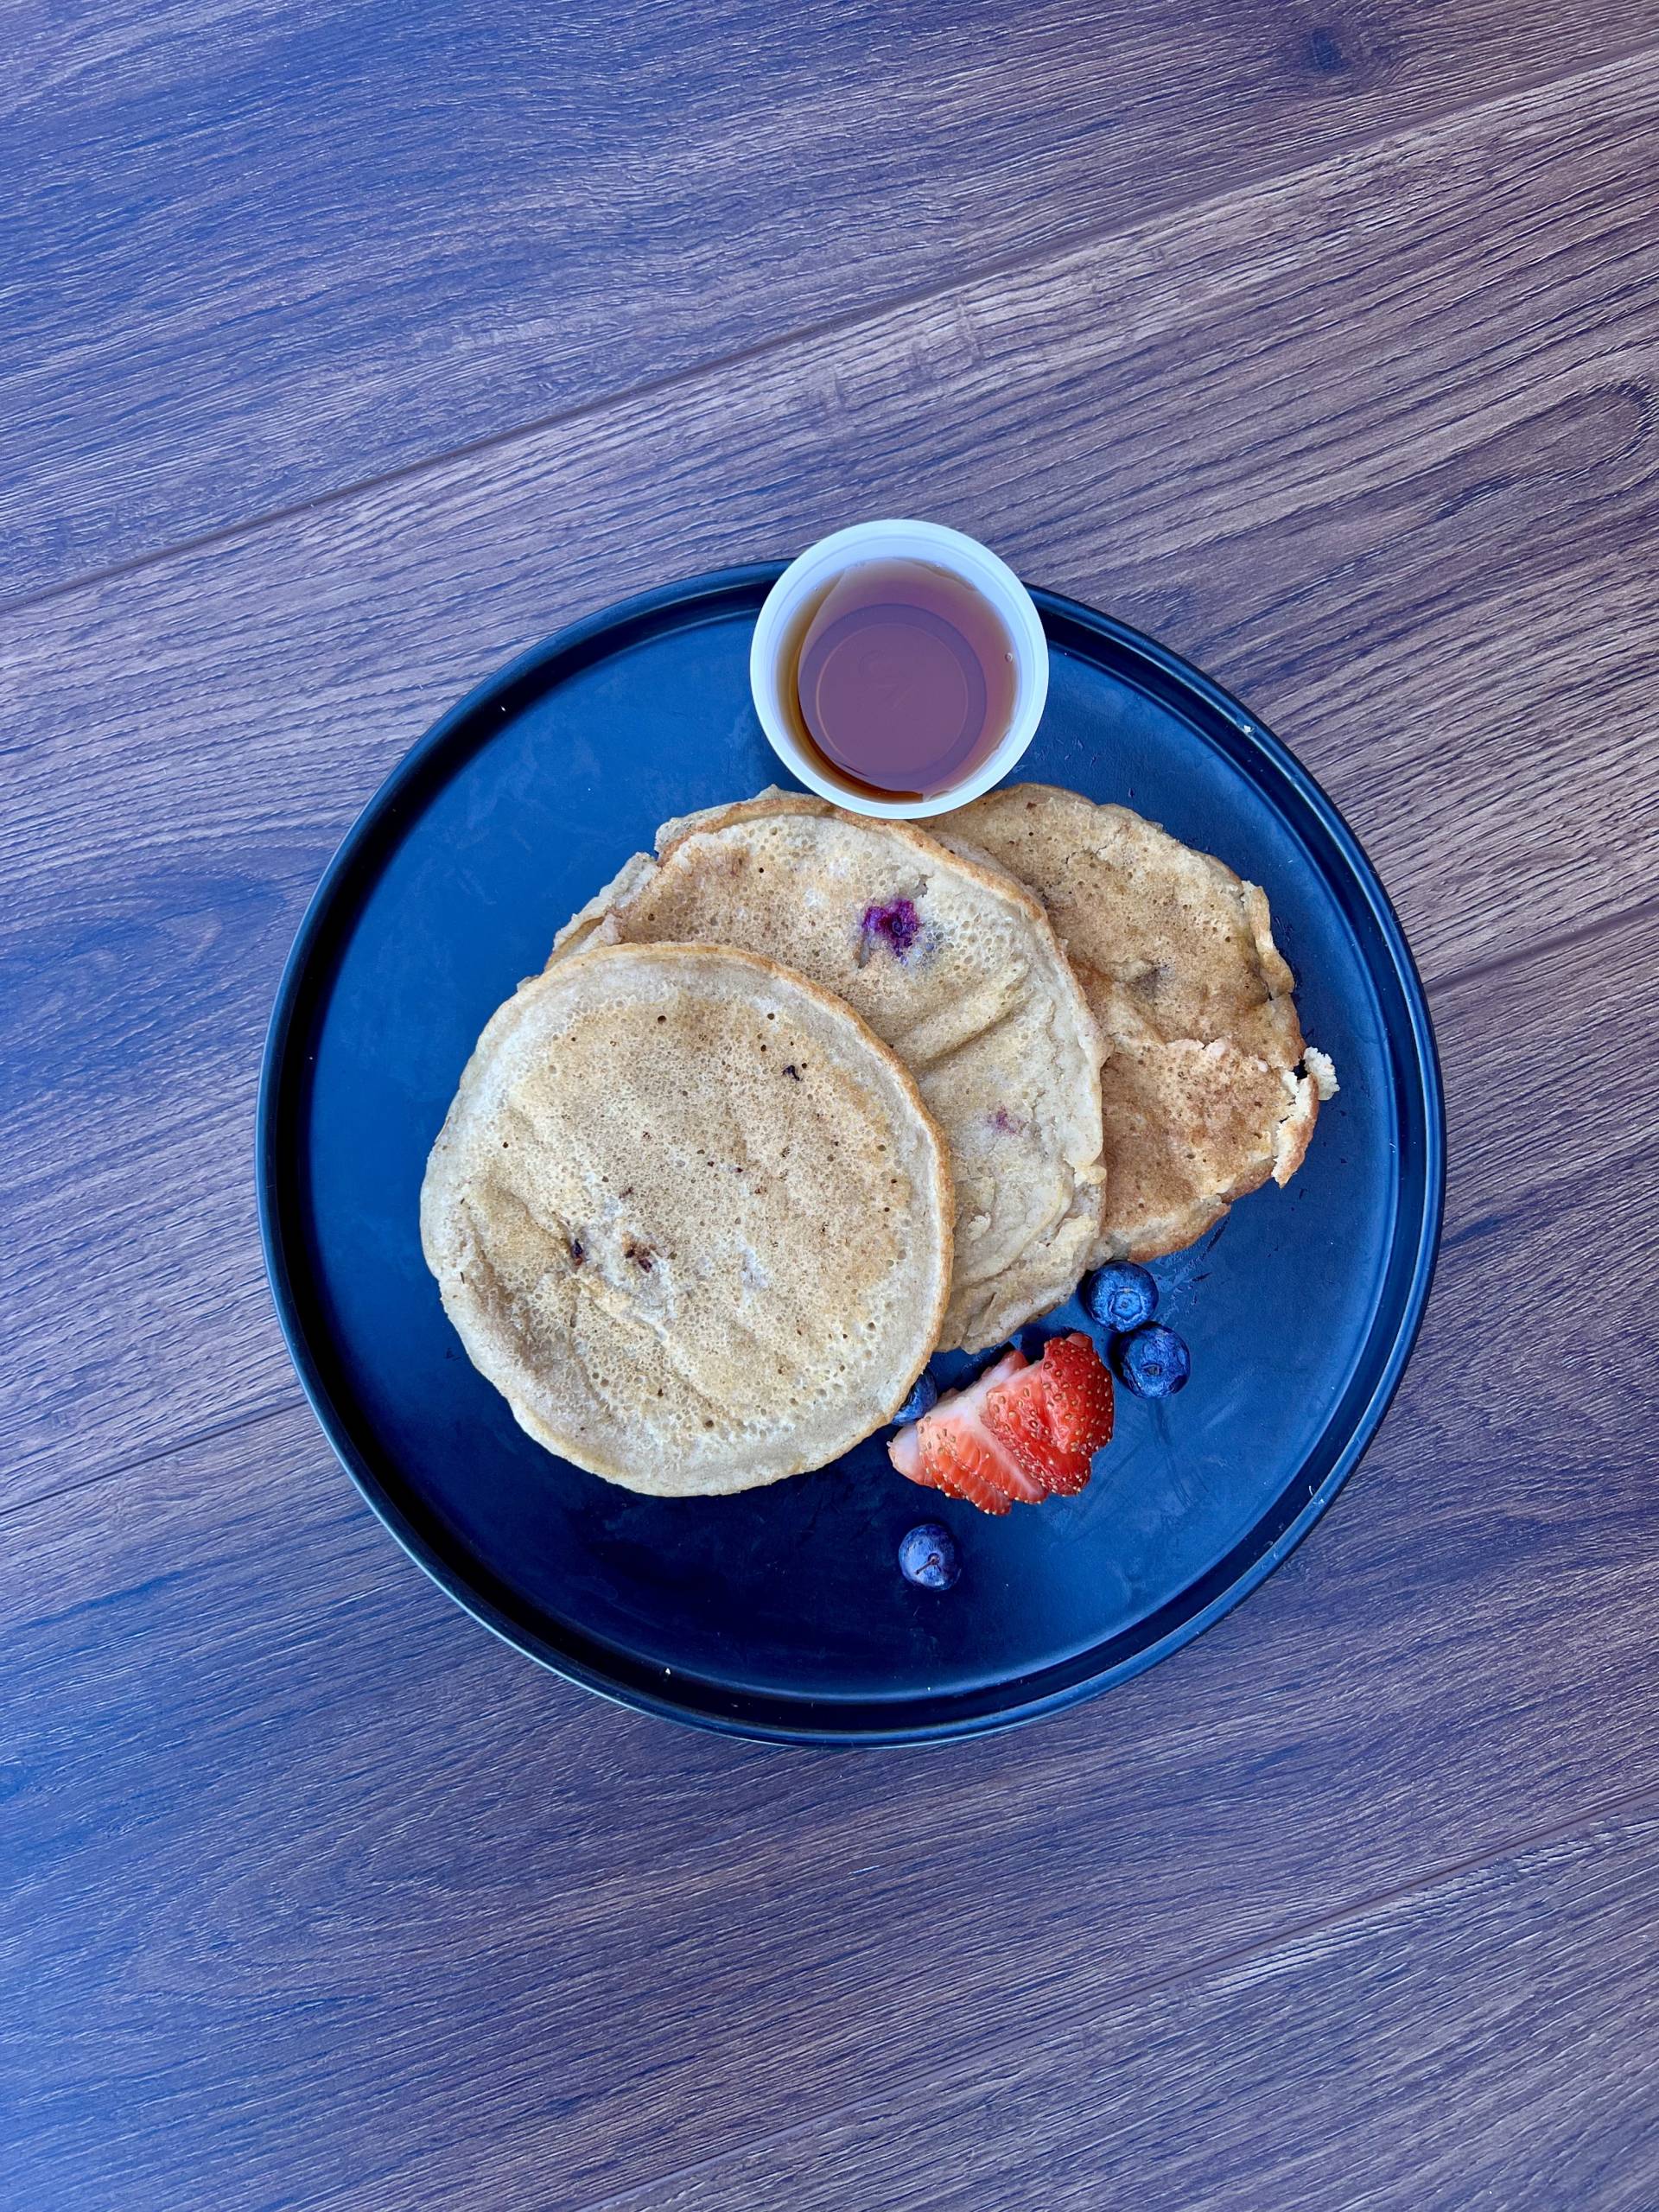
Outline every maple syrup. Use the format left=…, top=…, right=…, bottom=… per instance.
left=779, top=558, right=1018, bottom=802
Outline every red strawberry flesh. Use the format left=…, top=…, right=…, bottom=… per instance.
left=889, top=1335, right=1115, bottom=1514
left=1038, top=1332, right=1116, bottom=1458
left=983, top=1363, right=1092, bottom=1494
left=888, top=1351, right=1040, bottom=1511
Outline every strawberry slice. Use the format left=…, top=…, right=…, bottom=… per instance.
left=982, top=1334, right=1112, bottom=1496
left=888, top=1351, right=1044, bottom=1513
left=914, top=1421, right=1018, bottom=1515
left=889, top=1338, right=1116, bottom=1514
left=1037, top=1332, right=1116, bottom=1459
left=982, top=1360, right=1093, bottom=1496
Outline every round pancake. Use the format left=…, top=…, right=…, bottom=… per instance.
left=938, top=783, right=1337, bottom=1262
left=421, top=942, right=951, bottom=1496
left=550, top=794, right=1106, bottom=1352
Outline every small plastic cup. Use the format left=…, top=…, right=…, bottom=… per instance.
left=749, top=518, right=1049, bottom=820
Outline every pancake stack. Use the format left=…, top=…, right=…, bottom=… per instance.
left=550, top=793, right=1104, bottom=1353
left=422, top=784, right=1335, bottom=1494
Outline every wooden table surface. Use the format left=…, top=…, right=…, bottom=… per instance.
left=6, top=3, right=1659, bottom=2204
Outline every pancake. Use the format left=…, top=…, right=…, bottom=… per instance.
left=938, top=784, right=1337, bottom=1262
left=550, top=792, right=1105, bottom=1351
left=421, top=942, right=951, bottom=1496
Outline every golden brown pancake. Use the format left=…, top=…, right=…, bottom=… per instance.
left=938, top=784, right=1337, bottom=1261
left=421, top=942, right=951, bottom=1494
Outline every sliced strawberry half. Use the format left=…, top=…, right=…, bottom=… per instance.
left=888, top=1336, right=1115, bottom=1514
left=888, top=1350, right=1044, bottom=1513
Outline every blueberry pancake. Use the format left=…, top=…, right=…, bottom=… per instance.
left=550, top=793, right=1106, bottom=1353
left=938, top=783, right=1337, bottom=1262
left=421, top=943, right=951, bottom=1495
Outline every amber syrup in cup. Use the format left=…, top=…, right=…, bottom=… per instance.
left=779, top=559, right=1018, bottom=803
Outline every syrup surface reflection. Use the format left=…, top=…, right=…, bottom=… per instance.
left=780, top=558, right=1018, bottom=801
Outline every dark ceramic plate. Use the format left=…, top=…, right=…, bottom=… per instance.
left=258, top=567, right=1442, bottom=1744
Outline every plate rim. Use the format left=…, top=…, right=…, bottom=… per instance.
left=257, top=564, right=1446, bottom=1746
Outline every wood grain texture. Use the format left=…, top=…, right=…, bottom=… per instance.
left=597, top=1806, right=1659, bottom=2212
left=5, top=906, right=1657, bottom=2211
left=7, top=14, right=1659, bottom=2208
left=7, top=0, right=1657, bottom=601
left=4, top=52, right=1658, bottom=1505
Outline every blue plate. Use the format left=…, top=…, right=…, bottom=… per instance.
left=258, top=568, right=1443, bottom=1744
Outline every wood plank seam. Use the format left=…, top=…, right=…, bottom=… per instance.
left=1429, top=887, right=1659, bottom=997
left=1440, top=1127, right=1654, bottom=1259
left=0, top=1390, right=305, bottom=1532
left=5, top=38, right=1656, bottom=628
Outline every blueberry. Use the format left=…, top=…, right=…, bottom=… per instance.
left=861, top=899, right=922, bottom=959
left=899, top=1522, right=960, bottom=1591
left=893, top=1370, right=939, bottom=1424
left=1116, top=1323, right=1191, bottom=1399
left=1082, top=1262, right=1159, bottom=1334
